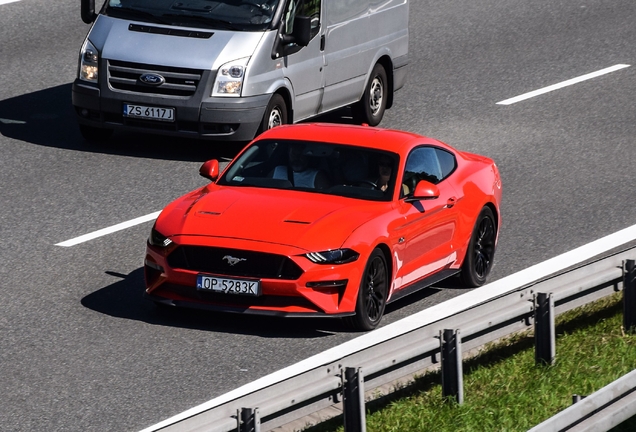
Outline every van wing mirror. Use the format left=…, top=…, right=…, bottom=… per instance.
left=199, top=159, right=220, bottom=181
left=272, top=15, right=312, bottom=59
left=81, top=0, right=96, bottom=24
left=291, top=15, right=311, bottom=47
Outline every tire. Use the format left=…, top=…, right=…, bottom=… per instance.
left=79, top=124, right=114, bottom=143
left=460, top=206, right=497, bottom=287
left=345, top=249, right=389, bottom=331
left=354, top=63, right=387, bottom=126
left=258, top=94, right=287, bottom=135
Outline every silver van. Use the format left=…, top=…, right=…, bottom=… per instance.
left=73, top=0, right=408, bottom=142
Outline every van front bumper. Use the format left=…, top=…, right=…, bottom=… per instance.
left=72, top=80, right=270, bottom=141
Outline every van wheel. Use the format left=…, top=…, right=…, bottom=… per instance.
left=258, top=94, right=287, bottom=134
left=79, top=124, right=113, bottom=143
left=354, top=63, right=387, bottom=126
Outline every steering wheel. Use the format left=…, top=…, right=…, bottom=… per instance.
left=355, top=180, right=379, bottom=189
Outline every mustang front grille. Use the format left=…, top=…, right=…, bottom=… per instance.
left=167, top=246, right=304, bottom=280
left=107, top=60, right=203, bottom=97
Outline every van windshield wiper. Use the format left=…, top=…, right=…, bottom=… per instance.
left=161, top=14, right=242, bottom=30
left=105, top=7, right=171, bottom=24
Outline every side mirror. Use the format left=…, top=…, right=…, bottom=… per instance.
left=272, top=16, right=312, bottom=59
left=290, top=15, right=311, bottom=47
left=199, top=159, right=219, bottom=181
left=81, top=0, right=96, bottom=24
left=406, top=180, right=440, bottom=202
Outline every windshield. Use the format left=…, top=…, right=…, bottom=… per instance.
left=218, top=139, right=400, bottom=202
left=104, top=0, right=281, bottom=30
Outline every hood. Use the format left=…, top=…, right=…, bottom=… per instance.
left=156, top=185, right=386, bottom=252
left=90, top=15, right=265, bottom=70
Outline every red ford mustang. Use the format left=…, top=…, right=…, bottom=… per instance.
left=144, top=123, right=502, bottom=330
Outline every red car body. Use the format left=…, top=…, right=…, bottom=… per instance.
left=144, top=123, right=502, bottom=330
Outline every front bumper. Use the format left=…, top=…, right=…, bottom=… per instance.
left=143, top=239, right=364, bottom=317
left=72, top=79, right=269, bottom=141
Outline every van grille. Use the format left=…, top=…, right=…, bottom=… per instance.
left=107, top=60, right=203, bottom=97
left=167, top=246, right=304, bottom=280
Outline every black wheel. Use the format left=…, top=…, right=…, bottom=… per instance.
left=354, top=63, right=387, bottom=126
left=79, top=124, right=114, bottom=143
left=345, top=249, right=389, bottom=331
left=460, top=206, right=497, bottom=287
left=258, top=94, right=287, bottom=135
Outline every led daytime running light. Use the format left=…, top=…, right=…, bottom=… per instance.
left=149, top=228, right=173, bottom=248
left=305, top=249, right=359, bottom=264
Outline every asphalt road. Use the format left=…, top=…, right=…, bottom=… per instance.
left=0, top=0, right=634, bottom=430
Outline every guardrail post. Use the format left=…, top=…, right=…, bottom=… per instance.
left=343, top=367, right=366, bottom=432
left=440, top=329, right=463, bottom=404
left=623, top=259, right=636, bottom=333
left=535, top=292, right=555, bottom=365
left=237, top=407, right=260, bottom=432
left=572, top=394, right=587, bottom=404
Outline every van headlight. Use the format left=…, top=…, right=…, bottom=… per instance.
left=79, top=39, right=99, bottom=83
left=212, top=57, right=249, bottom=97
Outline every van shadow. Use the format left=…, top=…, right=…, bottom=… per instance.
left=81, top=267, right=445, bottom=337
left=0, top=83, right=359, bottom=163
left=0, top=83, right=245, bottom=162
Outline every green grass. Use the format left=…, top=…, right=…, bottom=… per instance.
left=311, top=293, right=636, bottom=432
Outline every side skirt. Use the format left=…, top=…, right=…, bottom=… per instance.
left=387, top=269, right=460, bottom=304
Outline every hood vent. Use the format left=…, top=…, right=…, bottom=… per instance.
left=128, top=24, right=213, bottom=39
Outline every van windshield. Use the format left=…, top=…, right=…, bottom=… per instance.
left=104, top=0, right=281, bottom=31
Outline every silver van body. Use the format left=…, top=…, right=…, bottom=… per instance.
left=72, top=0, right=408, bottom=141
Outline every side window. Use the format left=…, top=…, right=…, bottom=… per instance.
left=284, top=0, right=321, bottom=39
left=434, top=148, right=457, bottom=179
left=402, top=146, right=456, bottom=197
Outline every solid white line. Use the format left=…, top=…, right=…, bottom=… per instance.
left=139, top=222, right=636, bottom=432
left=55, top=211, right=161, bottom=247
left=0, top=0, right=21, bottom=5
left=497, top=64, right=631, bottom=105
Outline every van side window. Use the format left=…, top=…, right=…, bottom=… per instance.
left=284, top=0, right=321, bottom=39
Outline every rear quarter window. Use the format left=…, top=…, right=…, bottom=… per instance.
left=435, top=148, right=457, bottom=180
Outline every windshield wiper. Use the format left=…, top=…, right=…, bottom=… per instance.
left=161, top=14, right=241, bottom=30
left=106, top=7, right=171, bottom=24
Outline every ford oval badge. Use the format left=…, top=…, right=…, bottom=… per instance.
left=139, top=73, right=165, bottom=86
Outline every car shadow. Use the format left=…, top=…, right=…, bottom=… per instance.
left=0, top=83, right=358, bottom=163
left=81, top=267, right=352, bottom=338
left=81, top=267, right=454, bottom=337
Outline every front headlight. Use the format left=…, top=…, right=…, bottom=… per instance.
left=148, top=227, right=173, bottom=248
left=79, top=39, right=99, bottom=83
left=212, top=57, right=249, bottom=97
left=305, top=249, right=360, bottom=264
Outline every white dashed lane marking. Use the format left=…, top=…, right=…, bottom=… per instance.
left=55, top=211, right=161, bottom=247
left=497, top=64, right=630, bottom=105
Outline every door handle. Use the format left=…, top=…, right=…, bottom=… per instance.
left=445, top=197, right=457, bottom=208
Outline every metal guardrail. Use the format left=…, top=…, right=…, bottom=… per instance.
left=140, top=225, right=636, bottom=432
left=528, top=368, right=636, bottom=432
